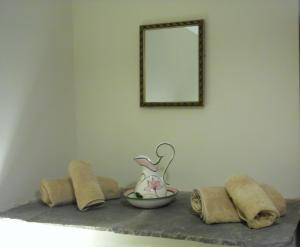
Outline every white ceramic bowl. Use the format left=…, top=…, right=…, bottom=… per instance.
left=123, top=187, right=178, bottom=209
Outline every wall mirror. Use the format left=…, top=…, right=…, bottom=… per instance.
left=140, top=20, right=204, bottom=107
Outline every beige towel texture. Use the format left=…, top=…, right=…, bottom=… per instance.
left=191, top=184, right=286, bottom=225
left=261, top=184, right=286, bottom=216
left=225, top=176, right=280, bottom=229
left=40, top=176, right=121, bottom=207
left=69, top=160, right=105, bottom=211
left=191, top=187, right=241, bottom=224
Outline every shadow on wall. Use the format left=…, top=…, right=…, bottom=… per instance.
left=0, top=56, right=77, bottom=210
left=0, top=66, right=74, bottom=211
left=0, top=0, right=76, bottom=211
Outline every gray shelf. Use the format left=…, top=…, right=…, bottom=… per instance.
left=0, top=192, right=299, bottom=247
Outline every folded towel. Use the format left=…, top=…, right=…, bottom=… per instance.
left=40, top=176, right=121, bottom=207
left=191, top=184, right=286, bottom=225
left=191, top=187, right=241, bottom=224
left=69, top=160, right=105, bottom=211
left=40, top=177, right=75, bottom=207
left=261, top=184, right=286, bottom=216
left=225, top=176, right=279, bottom=229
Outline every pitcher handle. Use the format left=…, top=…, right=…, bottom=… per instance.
left=155, top=142, right=175, bottom=185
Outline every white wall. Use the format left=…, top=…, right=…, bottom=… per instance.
left=72, top=0, right=300, bottom=198
left=0, top=0, right=76, bottom=211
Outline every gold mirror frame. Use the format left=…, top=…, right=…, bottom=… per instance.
left=140, top=20, right=204, bottom=107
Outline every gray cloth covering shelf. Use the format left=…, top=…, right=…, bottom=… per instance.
left=0, top=192, right=299, bottom=247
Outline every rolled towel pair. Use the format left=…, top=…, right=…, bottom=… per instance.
left=40, top=176, right=120, bottom=207
left=191, top=176, right=286, bottom=229
left=40, top=160, right=121, bottom=211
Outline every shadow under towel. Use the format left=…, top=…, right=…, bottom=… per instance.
left=69, top=160, right=105, bottom=211
left=225, top=176, right=279, bottom=229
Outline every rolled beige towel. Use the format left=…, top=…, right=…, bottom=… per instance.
left=40, top=177, right=75, bottom=207
left=40, top=176, right=121, bottom=207
left=225, top=176, right=280, bottom=229
left=191, top=187, right=241, bottom=224
left=261, top=184, right=286, bottom=216
left=69, top=160, right=105, bottom=211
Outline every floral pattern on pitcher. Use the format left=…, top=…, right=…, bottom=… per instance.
left=144, top=177, right=162, bottom=192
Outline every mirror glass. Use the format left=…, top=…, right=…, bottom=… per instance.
left=140, top=20, right=204, bottom=107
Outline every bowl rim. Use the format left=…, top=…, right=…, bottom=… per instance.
left=123, top=187, right=178, bottom=201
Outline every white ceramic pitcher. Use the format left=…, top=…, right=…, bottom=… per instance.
left=134, top=142, right=175, bottom=199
